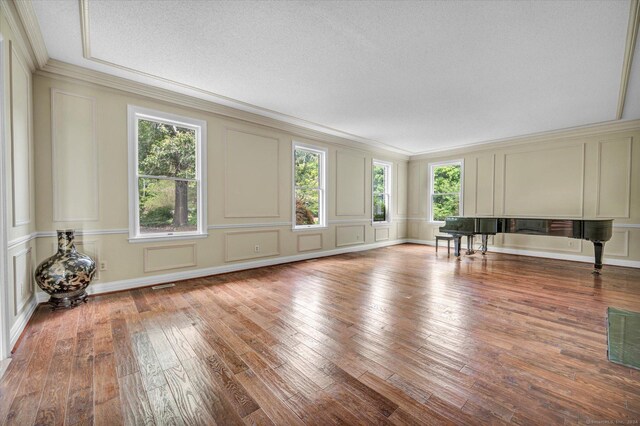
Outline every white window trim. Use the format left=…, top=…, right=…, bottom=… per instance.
left=127, top=105, right=207, bottom=242
left=428, top=159, right=464, bottom=224
left=372, top=160, right=392, bottom=225
left=292, top=142, right=327, bottom=231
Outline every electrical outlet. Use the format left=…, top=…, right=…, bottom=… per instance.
left=254, top=244, right=260, bottom=253
left=99, top=261, right=108, bottom=271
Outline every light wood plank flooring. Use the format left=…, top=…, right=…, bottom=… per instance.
left=1, top=244, right=639, bottom=425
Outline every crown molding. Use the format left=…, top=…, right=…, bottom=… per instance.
left=12, top=0, right=48, bottom=68
left=410, top=118, right=640, bottom=161
left=617, top=0, right=639, bottom=119
left=0, top=0, right=36, bottom=71
left=36, top=59, right=411, bottom=160
left=74, top=0, right=410, bottom=159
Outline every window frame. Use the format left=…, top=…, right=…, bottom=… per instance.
left=292, top=142, right=327, bottom=230
left=372, top=160, right=392, bottom=225
left=127, top=105, right=207, bottom=242
left=428, top=159, right=464, bottom=223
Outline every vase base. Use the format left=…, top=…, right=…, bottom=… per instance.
left=47, top=292, right=88, bottom=311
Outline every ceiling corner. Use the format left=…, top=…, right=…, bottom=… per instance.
left=13, top=0, right=49, bottom=68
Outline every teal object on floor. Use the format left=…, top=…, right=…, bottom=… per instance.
left=607, top=307, right=640, bottom=370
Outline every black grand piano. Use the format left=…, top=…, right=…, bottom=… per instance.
left=439, top=217, right=613, bottom=273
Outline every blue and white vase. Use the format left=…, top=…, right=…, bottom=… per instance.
left=34, top=230, right=96, bottom=310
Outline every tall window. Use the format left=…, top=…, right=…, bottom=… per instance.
left=293, top=143, right=326, bottom=229
left=128, top=106, right=206, bottom=240
left=430, top=160, right=463, bottom=222
left=372, top=161, right=391, bottom=223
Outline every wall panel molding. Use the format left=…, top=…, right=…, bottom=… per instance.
left=336, top=150, right=367, bottom=216
left=10, top=41, right=32, bottom=227
left=596, top=138, right=632, bottom=218
left=143, top=243, right=197, bottom=273
left=606, top=230, right=630, bottom=257
left=224, top=128, right=280, bottom=218
left=396, top=162, right=408, bottom=216
left=51, top=89, right=99, bottom=222
left=502, top=144, right=584, bottom=218
left=336, top=225, right=365, bottom=247
left=12, top=247, right=32, bottom=316
left=375, top=227, right=390, bottom=242
left=225, top=230, right=280, bottom=262
left=209, top=222, right=291, bottom=230
left=297, top=233, right=323, bottom=252
left=474, top=154, right=495, bottom=216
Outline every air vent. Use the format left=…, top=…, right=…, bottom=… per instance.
left=151, top=283, right=176, bottom=290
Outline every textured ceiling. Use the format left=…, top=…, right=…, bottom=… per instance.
left=32, top=0, right=639, bottom=154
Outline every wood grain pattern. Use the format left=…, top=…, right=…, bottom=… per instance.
left=0, top=245, right=639, bottom=425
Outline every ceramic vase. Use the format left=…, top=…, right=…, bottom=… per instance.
left=34, top=229, right=96, bottom=310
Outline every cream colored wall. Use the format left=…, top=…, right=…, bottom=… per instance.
left=32, top=74, right=409, bottom=293
left=408, top=125, right=640, bottom=265
left=1, top=7, right=37, bottom=337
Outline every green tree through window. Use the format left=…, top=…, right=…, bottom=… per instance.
left=373, top=162, right=390, bottom=222
left=431, top=163, right=461, bottom=221
left=294, top=146, right=324, bottom=227
left=137, top=119, right=198, bottom=233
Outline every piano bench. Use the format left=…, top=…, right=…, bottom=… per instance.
left=435, top=235, right=454, bottom=255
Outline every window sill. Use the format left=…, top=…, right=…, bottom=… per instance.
left=128, top=233, right=209, bottom=244
left=292, top=225, right=328, bottom=232
left=372, top=221, right=391, bottom=227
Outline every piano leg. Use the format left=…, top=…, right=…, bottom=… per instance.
left=481, top=234, right=488, bottom=255
left=453, top=235, right=462, bottom=258
left=592, top=241, right=605, bottom=275
left=466, top=235, right=475, bottom=255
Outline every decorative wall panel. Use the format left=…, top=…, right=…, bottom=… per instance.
left=375, top=227, right=390, bottom=242
left=596, top=138, right=632, bottom=218
left=397, top=222, right=407, bottom=239
left=336, top=225, right=365, bottom=247
left=10, top=43, right=31, bottom=226
left=143, top=243, right=196, bottom=272
left=12, top=247, right=32, bottom=315
left=51, top=90, right=98, bottom=221
left=475, top=154, right=495, bottom=216
left=504, top=145, right=584, bottom=217
left=396, top=162, right=407, bottom=216
left=297, top=233, right=323, bottom=252
left=225, top=230, right=279, bottom=262
left=408, top=163, right=420, bottom=216
left=606, top=230, right=629, bottom=257
left=225, top=129, right=279, bottom=218
left=336, top=150, right=366, bottom=216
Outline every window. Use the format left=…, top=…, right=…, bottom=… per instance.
left=293, top=143, right=326, bottom=229
left=429, top=160, right=463, bottom=222
left=372, top=160, right=391, bottom=223
left=128, top=106, right=207, bottom=240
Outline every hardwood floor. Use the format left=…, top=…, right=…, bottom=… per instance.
left=1, top=244, right=639, bottom=425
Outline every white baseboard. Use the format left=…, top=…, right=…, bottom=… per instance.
left=9, top=296, right=38, bottom=348
left=27, top=237, right=639, bottom=336
left=406, top=239, right=640, bottom=269
left=37, top=239, right=407, bottom=302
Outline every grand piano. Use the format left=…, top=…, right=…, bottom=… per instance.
left=439, top=217, right=613, bottom=273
